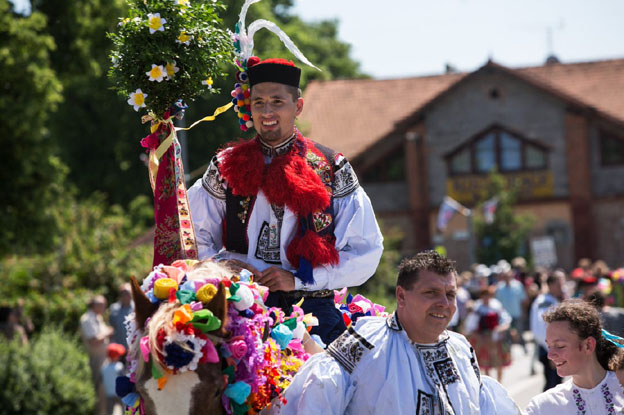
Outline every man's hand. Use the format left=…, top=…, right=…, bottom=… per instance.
left=256, top=266, right=295, bottom=292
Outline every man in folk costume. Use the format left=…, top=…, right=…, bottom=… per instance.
left=269, top=251, right=522, bottom=415
left=188, top=58, right=384, bottom=345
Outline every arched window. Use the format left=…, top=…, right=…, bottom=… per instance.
left=445, top=125, right=548, bottom=175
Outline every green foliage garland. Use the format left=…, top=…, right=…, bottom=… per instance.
left=108, top=0, right=233, bottom=116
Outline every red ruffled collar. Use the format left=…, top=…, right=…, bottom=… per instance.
left=218, top=131, right=330, bottom=217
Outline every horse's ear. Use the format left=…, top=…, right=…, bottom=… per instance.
left=205, top=282, right=229, bottom=337
left=130, top=275, right=158, bottom=330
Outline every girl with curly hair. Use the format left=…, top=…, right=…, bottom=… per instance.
left=525, top=299, right=624, bottom=414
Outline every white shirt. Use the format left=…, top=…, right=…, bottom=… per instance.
left=525, top=370, right=624, bottom=415
left=268, top=314, right=522, bottom=415
left=530, top=293, right=559, bottom=349
left=188, top=143, right=383, bottom=291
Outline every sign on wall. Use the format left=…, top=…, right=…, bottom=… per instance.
left=530, top=235, right=558, bottom=268
left=446, top=171, right=554, bottom=204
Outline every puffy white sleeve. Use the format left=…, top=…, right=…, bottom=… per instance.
left=187, top=156, right=227, bottom=260
left=266, top=352, right=354, bottom=415
left=295, top=159, right=384, bottom=291
left=479, top=375, right=523, bottom=414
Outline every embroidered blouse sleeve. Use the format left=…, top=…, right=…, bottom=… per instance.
left=187, top=156, right=226, bottom=260
left=295, top=160, right=384, bottom=290
left=271, top=352, right=354, bottom=415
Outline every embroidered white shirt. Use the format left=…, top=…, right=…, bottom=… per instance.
left=187, top=147, right=383, bottom=291
left=267, top=314, right=522, bottom=415
left=525, top=371, right=624, bottom=415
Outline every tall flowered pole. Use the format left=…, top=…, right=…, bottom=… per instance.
left=108, top=0, right=233, bottom=266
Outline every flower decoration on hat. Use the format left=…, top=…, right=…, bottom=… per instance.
left=229, top=0, right=320, bottom=131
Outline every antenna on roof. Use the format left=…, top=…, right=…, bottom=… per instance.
left=545, top=20, right=564, bottom=65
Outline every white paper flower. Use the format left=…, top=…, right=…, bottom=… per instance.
left=147, top=13, right=167, bottom=34
left=146, top=64, right=166, bottom=82
left=163, top=332, right=206, bottom=373
left=202, top=77, right=214, bottom=89
left=176, top=31, right=192, bottom=45
left=127, top=88, right=147, bottom=111
left=165, top=61, right=180, bottom=80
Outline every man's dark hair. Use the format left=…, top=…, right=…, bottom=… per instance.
left=286, top=86, right=302, bottom=102
left=397, top=250, right=456, bottom=289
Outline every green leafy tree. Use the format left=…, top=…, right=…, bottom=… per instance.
left=0, top=328, right=95, bottom=415
left=31, top=0, right=154, bottom=205
left=474, top=171, right=535, bottom=265
left=0, top=0, right=65, bottom=256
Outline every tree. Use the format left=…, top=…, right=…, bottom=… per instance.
left=31, top=0, right=153, bottom=205
left=474, top=171, right=535, bottom=265
left=0, top=0, right=65, bottom=255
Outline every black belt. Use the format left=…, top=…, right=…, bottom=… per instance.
left=280, top=289, right=333, bottom=300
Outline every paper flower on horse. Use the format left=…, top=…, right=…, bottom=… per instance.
left=118, top=260, right=316, bottom=415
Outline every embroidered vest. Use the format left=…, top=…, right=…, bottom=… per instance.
left=219, top=131, right=340, bottom=285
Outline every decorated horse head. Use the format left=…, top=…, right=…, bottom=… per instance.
left=116, top=259, right=316, bottom=415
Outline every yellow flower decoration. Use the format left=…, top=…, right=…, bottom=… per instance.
left=165, top=61, right=180, bottom=80
left=202, top=77, right=214, bottom=89
left=175, top=0, right=190, bottom=6
left=127, top=88, right=147, bottom=111
left=146, top=64, right=166, bottom=82
left=176, top=31, right=192, bottom=45
left=147, top=13, right=167, bottom=34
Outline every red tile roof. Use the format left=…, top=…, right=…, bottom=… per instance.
left=300, top=58, right=624, bottom=160
left=300, top=73, right=465, bottom=160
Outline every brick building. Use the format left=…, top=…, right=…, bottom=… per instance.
left=299, top=58, right=624, bottom=270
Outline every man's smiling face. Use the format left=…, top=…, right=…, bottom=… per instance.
left=396, top=269, right=457, bottom=343
left=250, top=82, right=303, bottom=145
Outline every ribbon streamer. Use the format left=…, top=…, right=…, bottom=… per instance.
left=602, top=329, right=624, bottom=348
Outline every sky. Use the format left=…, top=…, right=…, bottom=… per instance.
left=291, top=0, right=624, bottom=79
left=10, top=0, right=624, bottom=79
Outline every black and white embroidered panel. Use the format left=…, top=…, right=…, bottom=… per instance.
left=416, top=390, right=434, bottom=415
left=434, top=358, right=460, bottom=386
left=254, top=204, right=283, bottom=264
left=416, top=341, right=459, bottom=387
left=333, top=158, right=360, bottom=198
left=386, top=312, right=402, bottom=331
left=326, top=326, right=374, bottom=374
left=469, top=347, right=481, bottom=383
left=201, top=156, right=226, bottom=200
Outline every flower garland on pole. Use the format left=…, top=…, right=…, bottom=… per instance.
left=108, top=0, right=233, bottom=266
